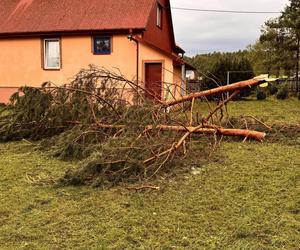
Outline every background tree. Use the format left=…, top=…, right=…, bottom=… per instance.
left=186, top=51, right=252, bottom=81
left=247, top=37, right=296, bottom=77
left=207, top=54, right=254, bottom=97
left=281, top=0, right=300, bottom=91
left=259, top=0, right=300, bottom=91
left=186, top=52, right=254, bottom=98
left=184, top=52, right=224, bottom=78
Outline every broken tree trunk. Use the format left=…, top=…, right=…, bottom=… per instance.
left=165, top=78, right=265, bottom=107
left=93, top=123, right=266, bottom=142
left=146, top=125, right=266, bottom=142
left=91, top=122, right=266, bottom=141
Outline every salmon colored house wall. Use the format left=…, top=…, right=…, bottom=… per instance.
left=0, top=35, right=137, bottom=87
left=0, top=87, right=19, bottom=103
left=173, top=67, right=184, bottom=99
left=0, top=34, right=179, bottom=103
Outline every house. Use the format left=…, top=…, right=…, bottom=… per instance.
left=0, top=0, right=194, bottom=104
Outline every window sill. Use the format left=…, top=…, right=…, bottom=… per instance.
left=43, top=67, right=61, bottom=71
left=93, top=52, right=111, bottom=55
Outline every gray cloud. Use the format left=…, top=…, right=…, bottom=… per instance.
left=170, top=0, right=289, bottom=55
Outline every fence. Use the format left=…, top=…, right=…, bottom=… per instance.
left=278, top=79, right=299, bottom=92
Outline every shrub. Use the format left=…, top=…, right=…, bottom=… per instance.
left=276, top=85, right=289, bottom=100
left=256, top=90, right=267, bottom=100
left=268, top=84, right=278, bottom=95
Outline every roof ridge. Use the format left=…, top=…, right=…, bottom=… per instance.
left=0, top=0, right=153, bottom=36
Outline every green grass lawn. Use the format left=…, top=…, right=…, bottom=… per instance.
left=195, top=97, right=300, bottom=124
left=0, top=98, right=299, bottom=249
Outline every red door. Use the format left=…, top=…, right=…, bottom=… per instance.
left=145, top=63, right=162, bottom=101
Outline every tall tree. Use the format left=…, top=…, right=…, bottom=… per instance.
left=281, top=0, right=300, bottom=91
left=260, top=0, right=300, bottom=91
left=247, top=41, right=281, bottom=75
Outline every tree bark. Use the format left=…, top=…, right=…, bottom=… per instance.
left=146, top=125, right=266, bottom=142
left=94, top=123, right=266, bottom=142
left=296, top=37, right=300, bottom=92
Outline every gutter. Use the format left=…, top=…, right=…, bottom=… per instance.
left=0, top=28, right=146, bottom=39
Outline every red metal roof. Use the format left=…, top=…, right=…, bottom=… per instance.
left=0, top=0, right=156, bottom=35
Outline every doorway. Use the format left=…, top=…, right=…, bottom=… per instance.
left=144, top=62, right=162, bottom=101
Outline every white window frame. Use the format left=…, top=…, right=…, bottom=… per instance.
left=157, top=3, right=162, bottom=28
left=43, top=38, right=61, bottom=70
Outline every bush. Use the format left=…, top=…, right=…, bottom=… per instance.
left=268, top=84, right=278, bottom=95
left=298, top=92, right=300, bottom=100
left=276, top=85, right=289, bottom=100
left=256, top=90, right=267, bottom=100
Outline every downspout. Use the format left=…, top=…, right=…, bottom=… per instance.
left=181, top=63, right=186, bottom=97
left=128, top=33, right=140, bottom=103
left=180, top=52, right=186, bottom=97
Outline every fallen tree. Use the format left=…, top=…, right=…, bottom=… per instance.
left=92, top=122, right=266, bottom=142
left=165, top=76, right=267, bottom=106
left=0, top=65, right=268, bottom=187
left=146, top=125, right=266, bottom=142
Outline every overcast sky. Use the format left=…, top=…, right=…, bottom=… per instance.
left=170, top=0, right=289, bottom=55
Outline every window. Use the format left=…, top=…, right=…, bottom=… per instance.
left=44, top=38, right=61, bottom=69
left=157, top=3, right=162, bottom=28
left=93, top=36, right=111, bottom=54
